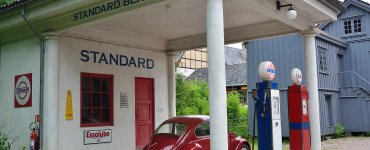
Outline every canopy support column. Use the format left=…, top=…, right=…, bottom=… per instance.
left=302, top=29, right=322, bottom=150
left=207, top=0, right=228, bottom=149
left=43, top=32, right=60, bottom=150
left=167, top=52, right=177, bottom=118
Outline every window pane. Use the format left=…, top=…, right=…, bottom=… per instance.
left=82, top=109, right=91, bottom=124
left=102, top=78, right=111, bottom=92
left=82, top=77, right=91, bottom=91
left=102, top=108, right=111, bottom=123
left=81, top=73, right=113, bottom=127
left=195, top=121, right=210, bottom=136
left=155, top=123, right=187, bottom=136
left=92, top=108, right=102, bottom=123
left=102, top=93, right=110, bottom=107
left=92, top=93, right=101, bottom=107
left=82, top=92, right=91, bottom=108
left=92, top=78, right=101, bottom=92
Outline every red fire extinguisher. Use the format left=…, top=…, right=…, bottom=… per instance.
left=29, top=122, right=39, bottom=150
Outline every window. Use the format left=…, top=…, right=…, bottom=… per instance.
left=319, top=48, right=328, bottom=72
left=344, top=20, right=352, bottom=34
left=81, top=73, right=113, bottom=127
left=353, top=19, right=362, bottom=33
left=195, top=121, right=210, bottom=137
left=343, top=19, right=362, bottom=35
left=155, top=123, right=187, bottom=136
left=325, top=95, right=334, bottom=127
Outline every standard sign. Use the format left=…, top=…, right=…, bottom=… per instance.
left=84, top=129, right=112, bottom=145
left=14, top=73, right=32, bottom=107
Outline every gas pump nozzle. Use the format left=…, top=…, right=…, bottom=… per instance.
left=252, top=89, right=259, bottom=102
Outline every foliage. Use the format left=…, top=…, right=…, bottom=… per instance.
left=334, top=123, right=345, bottom=138
left=176, top=73, right=249, bottom=137
left=176, top=73, right=209, bottom=115
left=0, top=0, right=18, bottom=8
left=0, top=131, right=11, bottom=150
left=0, top=121, right=22, bottom=150
left=227, top=92, right=248, bottom=138
left=363, top=132, right=370, bottom=137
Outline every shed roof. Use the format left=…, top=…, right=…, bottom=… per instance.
left=225, top=46, right=246, bottom=65
left=187, top=63, right=247, bottom=86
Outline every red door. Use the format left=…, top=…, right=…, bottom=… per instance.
left=135, top=77, right=154, bottom=149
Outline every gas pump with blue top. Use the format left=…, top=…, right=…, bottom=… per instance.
left=252, top=61, right=282, bottom=150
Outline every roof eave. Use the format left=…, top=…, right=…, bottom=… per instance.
left=320, top=0, right=346, bottom=13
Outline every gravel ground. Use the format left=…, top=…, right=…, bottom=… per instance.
left=322, top=137, right=370, bottom=150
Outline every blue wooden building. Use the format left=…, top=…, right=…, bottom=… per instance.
left=246, top=0, right=370, bottom=137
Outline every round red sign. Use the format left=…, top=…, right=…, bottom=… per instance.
left=14, top=74, right=32, bottom=107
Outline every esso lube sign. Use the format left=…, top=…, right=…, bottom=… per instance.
left=291, top=68, right=303, bottom=85
left=258, top=61, right=276, bottom=81
left=84, top=129, right=112, bottom=145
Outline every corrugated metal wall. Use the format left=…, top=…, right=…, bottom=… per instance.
left=340, top=97, right=370, bottom=132
left=323, top=5, right=370, bottom=41
left=247, top=34, right=304, bottom=137
left=322, top=2, right=370, bottom=133
left=246, top=34, right=344, bottom=136
left=247, top=2, right=370, bottom=136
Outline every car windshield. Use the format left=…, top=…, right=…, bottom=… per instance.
left=155, top=123, right=187, bottom=136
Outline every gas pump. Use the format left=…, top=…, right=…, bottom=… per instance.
left=253, top=61, right=282, bottom=150
left=288, top=68, right=310, bottom=150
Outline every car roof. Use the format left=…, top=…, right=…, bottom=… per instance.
left=162, top=115, right=209, bottom=125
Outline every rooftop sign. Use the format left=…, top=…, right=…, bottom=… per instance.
left=73, top=0, right=146, bottom=21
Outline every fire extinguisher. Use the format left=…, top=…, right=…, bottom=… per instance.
left=29, top=122, right=39, bottom=150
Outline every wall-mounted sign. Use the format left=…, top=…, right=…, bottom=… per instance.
left=73, top=0, right=147, bottom=21
left=65, top=90, right=73, bottom=120
left=84, top=129, right=112, bottom=145
left=14, top=73, right=32, bottom=108
left=80, top=50, right=155, bottom=69
left=120, top=92, right=128, bottom=108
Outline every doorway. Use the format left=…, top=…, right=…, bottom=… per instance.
left=135, top=77, right=154, bottom=149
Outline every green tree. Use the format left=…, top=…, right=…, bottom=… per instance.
left=176, top=73, right=209, bottom=115
left=0, top=0, right=18, bottom=8
left=176, top=73, right=249, bottom=137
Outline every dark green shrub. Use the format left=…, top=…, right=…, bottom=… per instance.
left=334, top=123, right=345, bottom=138
left=0, top=0, right=18, bottom=8
left=0, top=131, right=11, bottom=150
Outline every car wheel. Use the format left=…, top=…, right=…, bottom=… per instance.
left=241, top=143, right=250, bottom=150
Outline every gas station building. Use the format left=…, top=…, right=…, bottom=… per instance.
left=0, top=0, right=343, bottom=150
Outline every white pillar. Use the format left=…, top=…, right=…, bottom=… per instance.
left=302, top=29, right=322, bottom=150
left=43, top=33, right=60, bottom=150
left=167, top=52, right=177, bottom=118
left=207, top=0, right=228, bottom=149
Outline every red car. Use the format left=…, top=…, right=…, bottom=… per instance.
left=143, top=115, right=250, bottom=150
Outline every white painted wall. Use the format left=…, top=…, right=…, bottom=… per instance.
left=57, top=36, right=169, bottom=150
left=0, top=38, right=40, bottom=149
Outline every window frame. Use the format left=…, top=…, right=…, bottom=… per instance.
left=343, top=20, right=352, bottom=34
left=80, top=72, right=114, bottom=127
left=341, top=15, right=364, bottom=37
left=353, top=19, right=362, bottom=33
left=318, top=47, right=328, bottom=73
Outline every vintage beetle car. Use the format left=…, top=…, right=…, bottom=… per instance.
left=143, top=115, right=250, bottom=150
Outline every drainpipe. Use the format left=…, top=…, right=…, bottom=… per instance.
left=21, top=8, right=44, bottom=150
